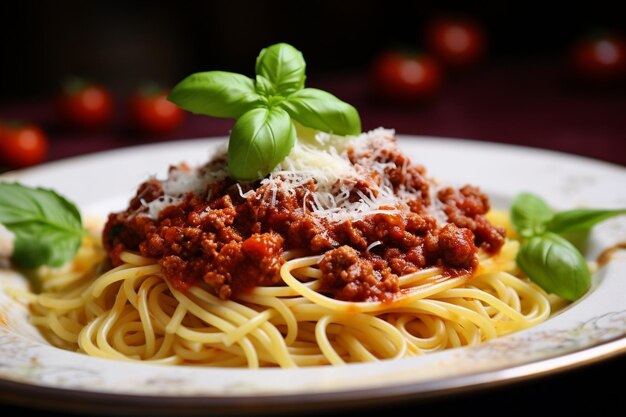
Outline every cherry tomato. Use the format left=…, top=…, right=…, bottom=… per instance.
left=129, top=87, right=184, bottom=136
left=369, top=51, right=443, bottom=102
left=57, top=79, right=114, bottom=130
left=424, top=16, right=487, bottom=69
left=0, top=123, right=48, bottom=169
left=568, top=31, right=626, bottom=82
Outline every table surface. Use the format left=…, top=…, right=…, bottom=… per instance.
left=1, top=59, right=625, bottom=416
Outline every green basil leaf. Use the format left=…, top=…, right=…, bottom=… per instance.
left=0, top=183, right=83, bottom=268
left=510, top=192, right=554, bottom=238
left=12, top=223, right=82, bottom=268
left=255, top=74, right=276, bottom=96
left=547, top=208, right=626, bottom=234
left=279, top=88, right=361, bottom=136
left=516, top=232, right=590, bottom=301
left=255, top=43, right=306, bottom=95
left=228, top=107, right=296, bottom=181
left=168, top=71, right=263, bottom=119
left=168, top=43, right=363, bottom=182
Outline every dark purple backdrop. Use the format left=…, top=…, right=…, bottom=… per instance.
left=1, top=1, right=624, bottom=168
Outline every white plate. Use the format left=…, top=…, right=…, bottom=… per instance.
left=1, top=135, right=626, bottom=414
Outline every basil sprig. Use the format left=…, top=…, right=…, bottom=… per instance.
left=511, top=192, right=626, bottom=300
left=168, top=43, right=361, bottom=181
left=0, top=182, right=84, bottom=268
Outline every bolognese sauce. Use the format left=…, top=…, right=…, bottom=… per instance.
left=103, top=130, right=505, bottom=302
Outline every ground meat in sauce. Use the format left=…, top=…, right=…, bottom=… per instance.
left=319, top=245, right=398, bottom=302
left=103, top=135, right=505, bottom=302
left=437, top=185, right=506, bottom=253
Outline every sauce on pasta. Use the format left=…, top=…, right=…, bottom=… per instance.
left=21, top=129, right=555, bottom=367
left=103, top=130, right=504, bottom=302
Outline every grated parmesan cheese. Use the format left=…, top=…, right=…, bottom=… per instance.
left=141, top=128, right=448, bottom=224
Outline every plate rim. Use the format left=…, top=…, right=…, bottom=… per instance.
left=1, top=333, right=626, bottom=415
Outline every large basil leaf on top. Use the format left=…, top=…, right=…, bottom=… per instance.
left=280, top=88, right=362, bottom=136
left=255, top=43, right=306, bottom=96
left=228, top=107, right=296, bottom=181
left=0, top=183, right=83, bottom=268
left=168, top=71, right=263, bottom=119
left=255, top=74, right=277, bottom=97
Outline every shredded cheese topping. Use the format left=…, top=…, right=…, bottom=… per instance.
left=142, top=128, right=448, bottom=224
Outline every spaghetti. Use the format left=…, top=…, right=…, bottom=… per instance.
left=24, top=128, right=556, bottom=367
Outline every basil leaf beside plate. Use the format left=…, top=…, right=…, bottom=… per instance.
left=0, top=182, right=84, bottom=268
left=508, top=192, right=626, bottom=301
left=516, top=232, right=591, bottom=301
left=547, top=208, right=626, bottom=234
left=510, top=192, right=554, bottom=238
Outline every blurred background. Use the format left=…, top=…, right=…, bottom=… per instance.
left=1, top=3, right=626, bottom=416
left=1, top=0, right=625, bottom=171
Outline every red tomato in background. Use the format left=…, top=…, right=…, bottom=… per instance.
left=129, top=88, right=184, bottom=136
left=569, top=31, right=626, bottom=82
left=425, top=16, right=487, bottom=69
left=370, top=51, right=443, bottom=102
left=0, top=123, right=48, bottom=168
left=57, top=80, right=113, bottom=130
